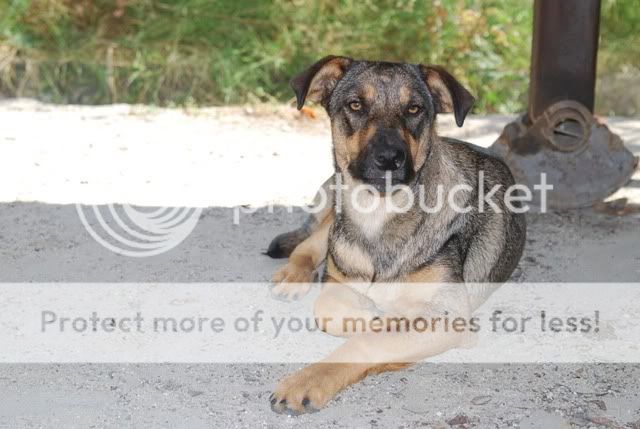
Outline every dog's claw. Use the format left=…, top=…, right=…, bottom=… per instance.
left=270, top=394, right=319, bottom=416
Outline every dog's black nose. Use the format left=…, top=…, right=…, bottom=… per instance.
left=373, top=146, right=406, bottom=171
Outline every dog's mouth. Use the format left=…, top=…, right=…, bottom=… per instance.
left=360, top=176, right=408, bottom=192
left=347, top=162, right=414, bottom=193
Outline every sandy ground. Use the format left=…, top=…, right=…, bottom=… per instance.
left=0, top=99, right=639, bottom=428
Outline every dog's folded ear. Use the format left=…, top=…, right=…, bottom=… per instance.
left=419, top=65, right=475, bottom=127
left=290, top=56, right=353, bottom=110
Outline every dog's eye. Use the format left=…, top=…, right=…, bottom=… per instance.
left=407, top=105, right=422, bottom=115
left=348, top=101, right=362, bottom=111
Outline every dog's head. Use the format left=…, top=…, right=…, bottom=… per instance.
left=291, top=56, right=475, bottom=190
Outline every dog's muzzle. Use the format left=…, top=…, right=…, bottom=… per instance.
left=349, top=128, right=413, bottom=191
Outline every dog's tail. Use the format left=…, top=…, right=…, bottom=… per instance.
left=265, top=176, right=334, bottom=259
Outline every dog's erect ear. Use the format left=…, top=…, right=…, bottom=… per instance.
left=290, top=56, right=353, bottom=109
left=419, top=65, right=475, bottom=127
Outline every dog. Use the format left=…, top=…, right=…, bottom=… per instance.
left=265, top=56, right=526, bottom=414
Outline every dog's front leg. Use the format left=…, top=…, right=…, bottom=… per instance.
left=313, top=282, right=381, bottom=337
left=271, top=214, right=331, bottom=300
left=270, top=284, right=471, bottom=414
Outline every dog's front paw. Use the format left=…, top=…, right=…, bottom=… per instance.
left=270, top=363, right=352, bottom=414
left=270, top=263, right=314, bottom=300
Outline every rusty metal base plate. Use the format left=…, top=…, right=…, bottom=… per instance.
left=490, top=113, right=638, bottom=210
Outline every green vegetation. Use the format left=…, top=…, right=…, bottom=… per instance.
left=0, top=0, right=638, bottom=114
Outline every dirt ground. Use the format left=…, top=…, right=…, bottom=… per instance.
left=0, top=99, right=639, bottom=428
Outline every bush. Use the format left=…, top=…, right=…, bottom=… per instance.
left=0, top=0, right=637, bottom=114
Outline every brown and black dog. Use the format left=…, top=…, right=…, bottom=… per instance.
left=266, top=56, right=526, bottom=414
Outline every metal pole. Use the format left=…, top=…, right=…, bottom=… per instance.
left=528, top=0, right=601, bottom=120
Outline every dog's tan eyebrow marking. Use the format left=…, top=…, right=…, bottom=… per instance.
left=362, top=84, right=377, bottom=101
left=399, top=86, right=411, bottom=105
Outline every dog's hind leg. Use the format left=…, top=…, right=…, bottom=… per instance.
left=265, top=176, right=334, bottom=259
left=265, top=212, right=323, bottom=259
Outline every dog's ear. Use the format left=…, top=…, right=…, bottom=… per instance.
left=290, top=56, right=353, bottom=109
left=419, top=65, right=475, bottom=127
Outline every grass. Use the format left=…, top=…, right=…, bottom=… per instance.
left=0, top=0, right=638, bottom=114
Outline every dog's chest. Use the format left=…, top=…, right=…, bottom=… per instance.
left=349, top=202, right=389, bottom=239
left=335, top=188, right=427, bottom=279
left=332, top=217, right=413, bottom=281
left=343, top=190, right=408, bottom=240
left=331, top=238, right=376, bottom=279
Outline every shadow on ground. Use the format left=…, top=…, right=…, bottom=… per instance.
left=0, top=203, right=638, bottom=282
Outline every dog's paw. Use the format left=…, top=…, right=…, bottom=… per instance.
left=269, top=363, right=347, bottom=415
left=270, top=263, right=314, bottom=300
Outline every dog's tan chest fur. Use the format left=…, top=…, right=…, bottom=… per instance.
left=332, top=239, right=375, bottom=279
